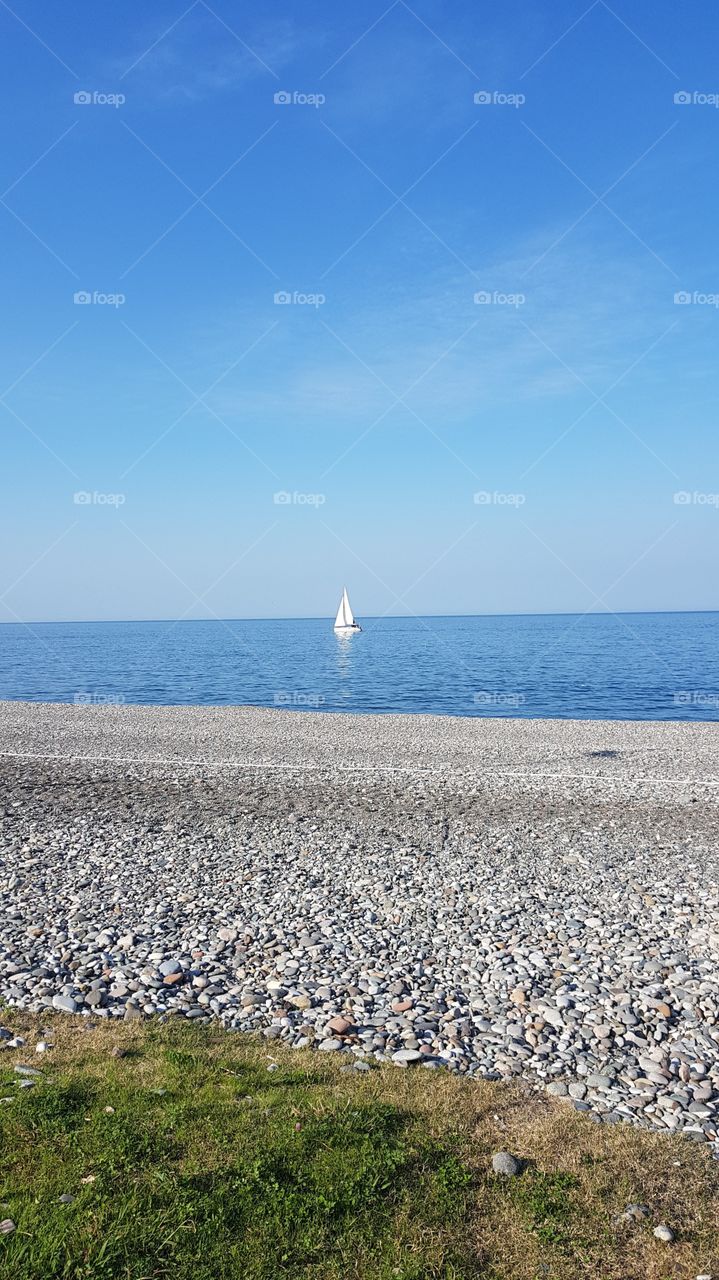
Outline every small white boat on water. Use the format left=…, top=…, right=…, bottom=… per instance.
left=333, top=587, right=361, bottom=633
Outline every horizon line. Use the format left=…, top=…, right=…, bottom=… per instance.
left=1, top=608, right=718, bottom=627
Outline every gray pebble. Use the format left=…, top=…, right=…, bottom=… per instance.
left=492, top=1151, right=520, bottom=1176
left=52, top=994, right=77, bottom=1014
left=653, top=1224, right=675, bottom=1242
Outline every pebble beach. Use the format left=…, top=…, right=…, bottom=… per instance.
left=2, top=701, right=719, bottom=1149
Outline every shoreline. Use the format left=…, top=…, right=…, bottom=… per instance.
left=1, top=699, right=719, bottom=781
left=1, top=701, right=718, bottom=1151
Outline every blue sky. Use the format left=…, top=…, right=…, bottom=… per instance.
left=1, top=0, right=717, bottom=622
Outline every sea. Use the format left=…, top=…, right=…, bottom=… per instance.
left=1, top=611, right=718, bottom=721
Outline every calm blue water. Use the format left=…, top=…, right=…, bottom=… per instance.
left=1, top=613, right=718, bottom=720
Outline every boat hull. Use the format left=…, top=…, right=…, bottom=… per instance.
left=334, top=624, right=362, bottom=633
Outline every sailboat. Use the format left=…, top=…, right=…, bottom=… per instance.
left=333, top=586, right=361, bottom=633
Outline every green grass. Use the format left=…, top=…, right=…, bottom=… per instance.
left=0, top=1014, right=718, bottom=1280
left=508, top=1171, right=578, bottom=1246
left=0, top=1029, right=477, bottom=1280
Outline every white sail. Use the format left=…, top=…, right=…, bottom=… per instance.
left=334, top=587, right=356, bottom=629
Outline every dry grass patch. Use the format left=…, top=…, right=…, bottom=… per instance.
left=0, top=1011, right=717, bottom=1280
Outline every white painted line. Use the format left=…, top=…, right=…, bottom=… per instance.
left=0, top=750, right=717, bottom=787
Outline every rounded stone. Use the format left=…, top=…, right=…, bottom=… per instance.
left=52, top=994, right=77, bottom=1014
left=492, top=1151, right=520, bottom=1176
left=653, top=1224, right=675, bottom=1243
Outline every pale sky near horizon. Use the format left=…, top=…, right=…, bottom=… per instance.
left=1, top=1, right=718, bottom=623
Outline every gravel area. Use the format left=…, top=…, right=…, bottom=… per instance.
left=1, top=698, right=719, bottom=779
left=1, top=701, right=719, bottom=1149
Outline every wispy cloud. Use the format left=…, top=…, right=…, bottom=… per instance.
left=190, top=225, right=674, bottom=428
left=113, top=10, right=300, bottom=101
